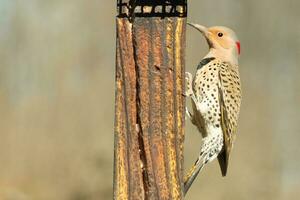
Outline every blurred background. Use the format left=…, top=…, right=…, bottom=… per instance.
left=0, top=0, right=299, bottom=199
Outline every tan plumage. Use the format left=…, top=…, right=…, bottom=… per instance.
left=218, top=62, right=241, bottom=174
left=184, top=23, right=242, bottom=194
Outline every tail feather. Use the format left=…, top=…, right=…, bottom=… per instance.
left=217, top=150, right=228, bottom=176
left=184, top=159, right=204, bottom=195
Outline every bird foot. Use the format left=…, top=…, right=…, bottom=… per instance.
left=185, top=72, right=193, bottom=97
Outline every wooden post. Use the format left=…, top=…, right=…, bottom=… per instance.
left=114, top=1, right=187, bottom=199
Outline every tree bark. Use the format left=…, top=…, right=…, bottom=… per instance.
left=114, top=1, right=187, bottom=199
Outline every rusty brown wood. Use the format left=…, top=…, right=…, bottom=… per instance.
left=114, top=1, right=187, bottom=199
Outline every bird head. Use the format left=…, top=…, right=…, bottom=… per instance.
left=188, top=23, right=240, bottom=65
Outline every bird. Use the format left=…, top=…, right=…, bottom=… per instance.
left=184, top=23, right=242, bottom=194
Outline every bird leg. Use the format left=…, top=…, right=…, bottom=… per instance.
left=185, top=72, right=193, bottom=97
left=185, top=72, right=201, bottom=110
left=185, top=72, right=196, bottom=121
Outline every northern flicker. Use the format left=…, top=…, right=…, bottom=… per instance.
left=184, top=23, right=242, bottom=194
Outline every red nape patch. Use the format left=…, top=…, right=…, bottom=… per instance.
left=236, top=42, right=241, bottom=55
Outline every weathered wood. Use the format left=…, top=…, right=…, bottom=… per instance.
left=114, top=1, right=187, bottom=199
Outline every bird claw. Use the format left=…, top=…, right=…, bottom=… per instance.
left=185, top=72, right=192, bottom=80
left=185, top=72, right=193, bottom=97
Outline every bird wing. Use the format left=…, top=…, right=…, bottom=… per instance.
left=217, top=63, right=242, bottom=176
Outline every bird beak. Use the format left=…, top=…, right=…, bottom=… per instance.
left=187, top=22, right=209, bottom=36
left=187, top=22, right=214, bottom=48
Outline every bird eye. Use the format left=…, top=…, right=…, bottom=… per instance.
left=218, top=32, right=223, bottom=37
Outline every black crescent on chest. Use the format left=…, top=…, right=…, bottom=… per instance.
left=197, top=57, right=216, bottom=70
